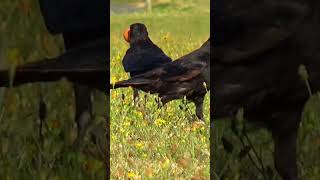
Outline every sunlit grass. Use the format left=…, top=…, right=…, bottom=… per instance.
left=110, top=8, right=210, bottom=179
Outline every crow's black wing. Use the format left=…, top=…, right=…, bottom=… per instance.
left=214, top=28, right=291, bottom=64
left=159, top=39, right=210, bottom=82
left=0, top=39, right=107, bottom=91
left=113, top=38, right=210, bottom=89
left=214, top=0, right=308, bottom=65
left=122, top=43, right=172, bottom=74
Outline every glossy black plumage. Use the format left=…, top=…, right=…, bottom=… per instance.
left=213, top=1, right=320, bottom=179
left=121, top=23, right=172, bottom=102
left=122, top=23, right=172, bottom=76
left=0, top=39, right=107, bottom=92
left=114, top=38, right=210, bottom=121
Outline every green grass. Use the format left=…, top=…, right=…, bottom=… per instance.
left=212, top=96, right=320, bottom=179
left=110, top=2, right=210, bottom=179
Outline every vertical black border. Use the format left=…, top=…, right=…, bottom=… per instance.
left=106, top=2, right=111, bottom=180
left=210, top=0, right=214, bottom=179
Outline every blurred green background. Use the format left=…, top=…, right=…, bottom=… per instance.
left=0, top=1, right=106, bottom=179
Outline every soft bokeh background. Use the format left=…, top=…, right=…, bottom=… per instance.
left=110, top=0, right=210, bottom=179
left=0, top=1, right=106, bottom=179
left=213, top=96, right=320, bottom=179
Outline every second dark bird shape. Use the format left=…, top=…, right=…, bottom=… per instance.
left=213, top=0, right=320, bottom=179
left=112, top=38, right=210, bottom=121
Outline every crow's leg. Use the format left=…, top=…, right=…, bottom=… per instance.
left=144, top=93, right=148, bottom=107
left=273, top=132, right=298, bottom=180
left=38, top=91, right=47, bottom=144
left=192, top=95, right=205, bottom=122
left=89, top=122, right=108, bottom=161
left=133, top=88, right=139, bottom=105
left=63, top=33, right=98, bottom=147
left=73, top=84, right=93, bottom=147
left=156, top=96, right=162, bottom=109
left=271, top=113, right=300, bottom=180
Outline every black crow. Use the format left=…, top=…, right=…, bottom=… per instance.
left=213, top=0, right=320, bottom=179
left=112, top=38, right=210, bottom=121
left=122, top=23, right=172, bottom=103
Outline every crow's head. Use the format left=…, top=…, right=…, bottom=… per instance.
left=123, top=23, right=149, bottom=45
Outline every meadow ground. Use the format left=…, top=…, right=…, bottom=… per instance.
left=110, top=1, right=210, bottom=179
left=213, top=96, right=320, bottom=179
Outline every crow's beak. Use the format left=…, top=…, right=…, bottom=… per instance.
left=123, top=28, right=130, bottom=43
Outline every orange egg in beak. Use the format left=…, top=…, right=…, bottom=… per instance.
left=123, top=28, right=130, bottom=43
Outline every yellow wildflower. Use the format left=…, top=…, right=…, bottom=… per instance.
left=111, top=76, right=117, bottom=85
left=135, top=142, right=144, bottom=149
left=127, top=172, right=136, bottom=178
left=161, top=158, right=170, bottom=169
left=154, top=118, right=166, bottom=126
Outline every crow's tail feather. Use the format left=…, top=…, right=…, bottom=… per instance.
left=110, top=78, right=152, bottom=89
left=0, top=68, right=66, bottom=87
